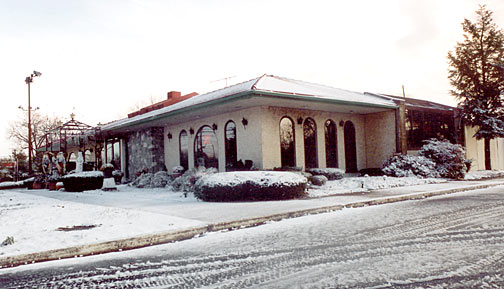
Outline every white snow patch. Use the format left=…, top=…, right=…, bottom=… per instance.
left=198, top=171, right=307, bottom=187
left=0, top=188, right=203, bottom=258
left=308, top=176, right=446, bottom=197
left=464, top=170, right=504, bottom=180
left=63, top=171, right=104, bottom=179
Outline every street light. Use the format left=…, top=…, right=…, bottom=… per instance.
left=22, top=70, right=42, bottom=174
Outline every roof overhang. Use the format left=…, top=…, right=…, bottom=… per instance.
left=102, top=90, right=398, bottom=135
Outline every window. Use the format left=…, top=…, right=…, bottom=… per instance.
left=225, top=121, right=237, bottom=170
left=194, top=125, right=218, bottom=169
left=325, top=119, right=338, bottom=168
left=344, top=121, right=357, bottom=173
left=280, top=117, right=296, bottom=167
left=68, top=152, right=77, bottom=162
left=303, top=118, right=318, bottom=169
left=406, top=109, right=456, bottom=149
left=179, top=130, right=188, bottom=170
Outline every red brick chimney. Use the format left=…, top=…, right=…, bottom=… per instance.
left=167, top=91, right=181, bottom=100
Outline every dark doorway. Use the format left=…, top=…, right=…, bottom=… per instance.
left=303, top=118, right=318, bottom=169
left=344, top=121, right=357, bottom=173
left=325, top=119, right=338, bottom=168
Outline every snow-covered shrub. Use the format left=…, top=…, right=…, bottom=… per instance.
left=171, top=167, right=218, bottom=192
left=309, top=175, right=328, bottom=186
left=151, top=171, right=172, bottom=188
left=382, top=154, right=438, bottom=178
left=112, top=170, right=124, bottom=184
left=131, top=173, right=153, bottom=188
left=0, top=181, right=24, bottom=190
left=172, top=166, right=185, bottom=174
left=418, top=139, right=470, bottom=179
left=62, top=171, right=104, bottom=192
left=307, top=168, right=345, bottom=180
left=193, top=171, right=308, bottom=201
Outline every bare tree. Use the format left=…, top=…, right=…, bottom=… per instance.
left=8, top=111, right=62, bottom=171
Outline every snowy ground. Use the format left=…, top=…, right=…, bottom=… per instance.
left=308, top=175, right=445, bottom=197
left=2, top=185, right=504, bottom=288
left=0, top=188, right=203, bottom=258
left=0, top=171, right=502, bottom=259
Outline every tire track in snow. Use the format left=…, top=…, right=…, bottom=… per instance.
left=3, top=194, right=504, bottom=288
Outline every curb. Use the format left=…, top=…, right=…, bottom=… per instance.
left=1, top=181, right=502, bottom=269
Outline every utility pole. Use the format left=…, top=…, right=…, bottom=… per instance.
left=23, top=71, right=42, bottom=174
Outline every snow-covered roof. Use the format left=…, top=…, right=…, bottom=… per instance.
left=369, top=93, right=456, bottom=112
left=101, top=75, right=397, bottom=132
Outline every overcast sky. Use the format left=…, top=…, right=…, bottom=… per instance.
left=1, top=0, right=504, bottom=156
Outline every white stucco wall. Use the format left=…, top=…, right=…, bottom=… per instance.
left=364, top=110, right=397, bottom=168
left=261, top=107, right=369, bottom=171
left=465, top=125, right=504, bottom=171
left=163, top=105, right=396, bottom=173
left=163, top=107, right=263, bottom=173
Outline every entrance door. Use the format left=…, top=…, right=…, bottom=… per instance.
left=344, top=121, right=357, bottom=173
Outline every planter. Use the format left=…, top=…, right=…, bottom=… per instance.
left=103, top=167, right=114, bottom=178
left=48, top=181, right=57, bottom=191
left=62, top=171, right=104, bottom=192
left=33, top=182, right=44, bottom=190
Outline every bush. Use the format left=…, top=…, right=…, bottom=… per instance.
left=382, top=154, right=438, bottom=178
left=131, top=173, right=153, bottom=188
left=171, top=167, right=218, bottom=192
left=151, top=171, right=172, bottom=188
left=62, top=171, right=104, bottom=192
left=418, top=139, right=469, bottom=179
left=307, top=168, right=345, bottom=180
left=194, top=171, right=308, bottom=202
left=309, top=175, right=328, bottom=186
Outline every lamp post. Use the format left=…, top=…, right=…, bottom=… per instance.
left=23, top=70, right=42, bottom=175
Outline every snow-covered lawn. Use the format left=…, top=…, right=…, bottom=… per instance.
left=0, top=188, right=203, bottom=258
left=309, top=176, right=446, bottom=198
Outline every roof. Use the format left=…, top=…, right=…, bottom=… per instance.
left=369, top=93, right=456, bottom=112
left=101, top=74, right=398, bottom=132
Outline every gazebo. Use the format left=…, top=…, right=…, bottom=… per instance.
left=38, top=114, right=103, bottom=171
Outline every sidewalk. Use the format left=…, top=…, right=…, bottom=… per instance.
left=1, top=177, right=503, bottom=268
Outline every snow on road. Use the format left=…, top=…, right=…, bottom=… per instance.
left=2, top=186, right=504, bottom=288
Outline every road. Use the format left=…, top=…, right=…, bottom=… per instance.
left=1, top=186, right=504, bottom=288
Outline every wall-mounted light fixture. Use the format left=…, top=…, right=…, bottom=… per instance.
left=241, top=117, right=248, bottom=127
left=212, top=123, right=218, bottom=131
left=339, top=120, right=345, bottom=127
left=189, top=128, right=194, bottom=135
left=297, top=116, right=304, bottom=125
left=167, top=132, right=172, bottom=140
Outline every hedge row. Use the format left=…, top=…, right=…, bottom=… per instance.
left=194, top=171, right=308, bottom=202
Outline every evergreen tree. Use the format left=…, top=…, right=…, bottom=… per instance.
left=448, top=5, right=504, bottom=170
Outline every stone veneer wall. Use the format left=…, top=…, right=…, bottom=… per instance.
left=126, top=127, right=165, bottom=179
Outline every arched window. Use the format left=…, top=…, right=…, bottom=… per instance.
left=280, top=117, right=296, bottom=167
left=303, top=118, right=318, bottom=169
left=179, top=130, right=189, bottom=170
left=85, top=149, right=92, bottom=162
left=225, top=121, right=237, bottom=170
left=194, top=125, right=218, bottom=169
left=325, top=120, right=338, bottom=168
left=344, top=121, right=357, bottom=173
left=68, top=152, right=77, bottom=162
